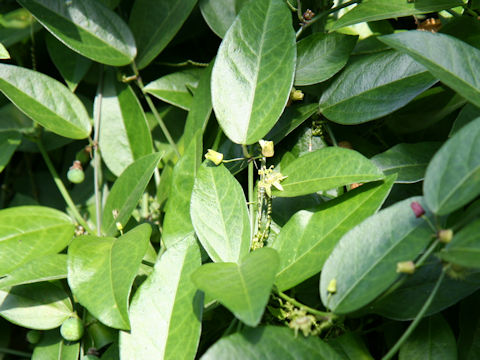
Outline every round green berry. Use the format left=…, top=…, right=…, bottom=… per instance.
left=67, top=168, right=85, bottom=184
left=26, top=329, right=42, bottom=344
left=60, top=317, right=84, bottom=341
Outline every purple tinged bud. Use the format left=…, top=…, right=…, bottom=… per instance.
left=410, top=201, right=425, bottom=218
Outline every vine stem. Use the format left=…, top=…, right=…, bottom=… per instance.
left=0, top=347, right=31, bottom=358
left=93, top=66, right=104, bottom=236
left=131, top=62, right=181, bottom=158
left=295, top=0, right=360, bottom=39
left=381, top=269, right=446, bottom=360
left=274, top=288, right=336, bottom=320
left=248, top=158, right=255, bottom=240
left=36, top=141, right=94, bottom=234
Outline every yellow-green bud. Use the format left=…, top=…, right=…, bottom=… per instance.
left=259, top=140, right=274, bottom=157
left=438, top=229, right=453, bottom=244
left=327, top=278, right=337, bottom=294
left=290, top=88, right=304, bottom=101
left=396, top=261, right=415, bottom=274
left=116, top=222, right=123, bottom=231
left=205, top=149, right=223, bottom=165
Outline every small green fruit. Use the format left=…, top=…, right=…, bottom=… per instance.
left=67, top=168, right=85, bottom=184
left=60, top=317, right=84, bottom=341
left=26, top=329, right=42, bottom=344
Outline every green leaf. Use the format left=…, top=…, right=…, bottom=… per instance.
left=273, top=147, right=384, bottom=198
left=192, top=248, right=279, bottom=326
left=458, top=292, right=480, bottom=360
left=0, top=130, right=21, bottom=173
left=32, top=330, right=79, bottom=360
left=45, top=34, right=91, bottom=92
left=0, top=8, right=42, bottom=47
left=379, top=31, right=480, bottom=108
left=438, top=219, right=480, bottom=269
left=199, top=0, right=250, bottom=38
left=424, top=118, right=480, bottom=215
left=162, top=132, right=202, bottom=248
left=371, top=143, right=441, bottom=184
left=319, top=51, right=436, bottom=124
left=0, top=43, right=9, bottom=59
left=0, top=282, right=73, bottom=330
left=332, top=0, right=463, bottom=30
left=98, top=70, right=154, bottom=176
left=328, top=332, right=374, bottom=360
left=119, top=235, right=203, bottom=360
left=68, top=224, right=150, bottom=330
left=0, top=206, right=74, bottom=276
left=450, top=103, right=480, bottom=136
left=0, top=254, right=67, bottom=289
left=399, top=314, right=457, bottom=360
left=144, top=69, right=202, bottom=111
left=295, top=32, right=357, bottom=86
left=201, top=326, right=343, bottom=360
left=129, top=0, right=197, bottom=69
left=273, top=176, right=395, bottom=292
left=18, top=0, right=136, bottom=66
left=103, top=152, right=163, bottom=236
left=320, top=197, right=433, bottom=314
left=190, top=163, right=250, bottom=263
left=211, top=0, right=296, bottom=145
left=0, top=64, right=91, bottom=139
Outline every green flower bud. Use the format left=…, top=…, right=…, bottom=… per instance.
left=438, top=229, right=453, bottom=244
left=60, top=317, right=84, bottom=341
left=26, top=330, right=42, bottom=344
left=327, top=278, right=337, bottom=294
left=396, top=261, right=415, bottom=274
left=205, top=149, right=223, bottom=165
left=259, top=140, right=274, bottom=157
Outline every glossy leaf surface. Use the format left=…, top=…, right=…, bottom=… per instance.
left=103, top=152, right=163, bottom=236
left=380, top=31, right=480, bottom=108
left=424, top=118, right=480, bottom=215
left=0, top=131, right=21, bottom=173
left=201, top=326, right=342, bottom=360
left=295, top=32, right=357, bottom=86
left=68, top=224, right=150, bottom=329
left=98, top=70, right=153, bottom=176
left=211, top=0, right=296, bottom=144
left=199, top=0, right=249, bottom=38
left=319, top=51, right=436, bottom=124
left=32, top=330, right=79, bottom=360
left=190, top=163, right=250, bottom=263
left=18, top=0, right=136, bottom=66
left=192, top=248, right=279, bottom=326
left=273, top=176, right=395, bottom=291
left=320, top=197, right=433, bottom=314
left=438, top=219, right=480, bottom=268
left=119, top=236, right=203, bottom=360
left=0, top=64, right=91, bottom=139
left=0, top=206, right=74, bottom=276
left=274, top=147, right=384, bottom=198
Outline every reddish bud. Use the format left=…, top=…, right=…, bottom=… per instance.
left=410, top=201, right=425, bottom=218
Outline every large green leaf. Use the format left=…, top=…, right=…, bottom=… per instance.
left=0, top=206, right=74, bottom=276
left=201, top=326, right=342, bottom=360
left=450, top=103, right=480, bottom=136
left=328, top=332, right=374, bottom=360
left=0, top=64, right=91, bottom=139
left=319, top=51, right=436, bottom=124
left=98, top=70, right=153, bottom=176
left=0, top=131, right=21, bottom=173
left=190, top=163, right=250, bottom=263
left=129, top=0, right=197, bottom=69
left=331, top=0, right=463, bottom=30
left=320, top=197, right=433, bottom=314
left=211, top=0, right=296, bottom=145
left=423, top=117, right=480, bottom=215
left=380, top=31, right=480, bottom=108
left=32, top=330, right=79, bottom=360
left=199, top=0, right=250, bottom=38
left=0, top=254, right=67, bottom=289
left=0, top=282, right=73, bottom=330
left=295, top=32, right=357, bottom=86
left=68, top=224, right=150, bottom=330
left=103, top=152, right=163, bottom=236
left=0, top=8, right=42, bottom=47
left=273, top=147, right=384, bottom=198
left=371, top=143, right=441, bottom=184
left=192, top=247, right=279, bottom=326
left=399, top=314, right=457, bottom=360
left=458, top=292, right=480, bottom=360
left=438, top=219, right=480, bottom=269
left=119, top=235, right=203, bottom=360
left=273, top=176, right=395, bottom=292
left=18, top=0, right=136, bottom=66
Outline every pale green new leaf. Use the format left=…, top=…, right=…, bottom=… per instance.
left=320, top=197, right=433, bottom=314
left=18, top=0, right=136, bottom=66
left=32, top=330, right=79, bottom=360
left=0, top=206, right=74, bottom=276
left=380, top=31, right=480, bottom=108
left=199, top=0, right=250, bottom=38
left=119, top=235, right=203, bottom=360
left=0, top=64, right=91, bottom=139
left=190, top=163, right=250, bottom=263
left=103, top=152, right=163, bottom=236
left=319, top=51, right=436, bottom=124
left=211, top=0, right=296, bottom=144
left=192, top=248, right=279, bottom=327
left=99, top=70, right=153, bottom=176
left=273, top=147, right=384, bottom=198
left=438, top=219, right=480, bottom=269
left=424, top=117, right=480, bottom=215
left=68, top=224, right=151, bottom=330
left=0, top=131, right=21, bottom=173
left=273, top=176, right=395, bottom=292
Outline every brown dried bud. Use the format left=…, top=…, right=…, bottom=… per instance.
left=303, top=9, right=315, bottom=21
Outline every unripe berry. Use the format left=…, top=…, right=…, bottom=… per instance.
left=26, top=329, right=42, bottom=344
left=67, top=161, right=85, bottom=184
left=60, top=317, right=84, bottom=341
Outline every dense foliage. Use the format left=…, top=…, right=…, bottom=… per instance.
left=0, top=0, right=480, bottom=359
